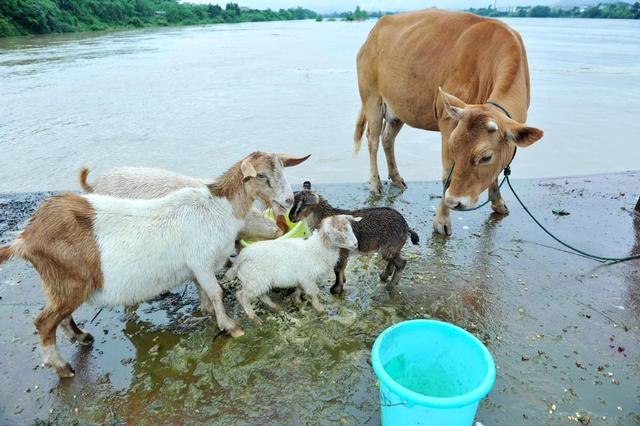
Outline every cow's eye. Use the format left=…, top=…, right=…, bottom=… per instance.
left=479, top=154, right=493, bottom=164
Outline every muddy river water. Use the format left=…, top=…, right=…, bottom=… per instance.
left=1, top=18, right=640, bottom=192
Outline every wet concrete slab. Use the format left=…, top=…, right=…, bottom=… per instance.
left=0, top=172, right=639, bottom=425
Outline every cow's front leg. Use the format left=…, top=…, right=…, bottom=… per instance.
left=489, top=179, right=509, bottom=215
left=433, top=200, right=452, bottom=236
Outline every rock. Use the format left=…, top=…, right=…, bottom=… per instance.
left=521, top=354, right=530, bottom=361
left=148, top=344, right=160, bottom=354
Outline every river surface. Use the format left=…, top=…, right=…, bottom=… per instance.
left=1, top=18, right=639, bottom=192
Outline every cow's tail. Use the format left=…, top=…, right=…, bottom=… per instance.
left=0, top=239, right=25, bottom=265
left=78, top=166, right=93, bottom=193
left=0, top=245, right=13, bottom=265
left=409, top=229, right=420, bottom=245
left=353, top=105, right=367, bottom=157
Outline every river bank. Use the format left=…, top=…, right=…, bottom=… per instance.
left=1, top=173, right=638, bottom=425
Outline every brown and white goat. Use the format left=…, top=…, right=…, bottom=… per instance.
left=0, top=151, right=309, bottom=378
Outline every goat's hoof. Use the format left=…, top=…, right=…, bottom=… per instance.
left=491, top=202, right=509, bottom=215
left=250, top=317, right=263, bottom=326
left=228, top=327, right=245, bottom=338
left=379, top=272, right=390, bottom=282
left=314, top=305, right=326, bottom=314
left=56, top=363, right=75, bottom=378
left=329, top=285, right=343, bottom=296
left=433, top=215, right=452, bottom=236
left=77, top=332, right=94, bottom=346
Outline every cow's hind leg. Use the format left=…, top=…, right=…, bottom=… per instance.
left=60, top=315, right=94, bottom=346
left=364, top=98, right=385, bottom=195
left=489, top=179, right=509, bottom=215
left=381, top=111, right=406, bottom=189
left=34, top=304, right=76, bottom=378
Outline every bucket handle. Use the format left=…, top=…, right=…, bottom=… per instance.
left=380, top=389, right=408, bottom=407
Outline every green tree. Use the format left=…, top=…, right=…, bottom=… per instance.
left=529, top=5, right=551, bottom=17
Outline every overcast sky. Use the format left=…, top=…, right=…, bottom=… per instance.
left=186, top=1, right=560, bottom=13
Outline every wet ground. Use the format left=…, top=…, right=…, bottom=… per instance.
left=0, top=173, right=639, bottom=425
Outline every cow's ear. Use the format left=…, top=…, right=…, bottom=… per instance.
left=507, top=123, right=544, bottom=147
left=439, top=87, right=466, bottom=121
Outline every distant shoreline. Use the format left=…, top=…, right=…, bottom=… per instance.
left=2, top=2, right=638, bottom=39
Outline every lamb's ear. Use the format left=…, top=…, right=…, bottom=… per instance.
left=240, top=158, right=257, bottom=182
left=277, top=154, right=311, bottom=167
left=438, top=86, right=466, bottom=121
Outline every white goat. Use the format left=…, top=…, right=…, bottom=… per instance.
left=226, top=215, right=361, bottom=325
left=78, top=166, right=284, bottom=242
left=0, top=151, right=309, bottom=378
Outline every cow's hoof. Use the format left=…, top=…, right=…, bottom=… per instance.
left=56, top=363, right=75, bottom=378
left=491, top=202, right=509, bottom=216
left=433, top=215, right=452, bottom=236
left=369, top=180, right=383, bottom=196
left=228, top=327, right=245, bottom=338
left=77, top=332, right=94, bottom=346
left=390, top=177, right=407, bottom=190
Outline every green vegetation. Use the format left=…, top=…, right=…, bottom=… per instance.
left=0, top=1, right=318, bottom=37
left=323, top=6, right=391, bottom=21
left=467, top=2, right=640, bottom=19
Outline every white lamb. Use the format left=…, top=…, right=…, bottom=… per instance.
left=226, top=215, right=361, bottom=325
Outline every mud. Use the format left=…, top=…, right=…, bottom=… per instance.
left=0, top=173, right=639, bottom=425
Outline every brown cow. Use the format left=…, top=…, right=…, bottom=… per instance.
left=354, top=8, right=543, bottom=235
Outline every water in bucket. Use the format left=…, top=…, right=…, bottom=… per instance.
left=371, top=320, right=496, bottom=426
left=383, top=353, right=470, bottom=398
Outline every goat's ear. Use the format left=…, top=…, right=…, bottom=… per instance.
left=309, top=193, right=320, bottom=206
left=439, top=86, right=466, bottom=121
left=240, top=159, right=257, bottom=182
left=348, top=216, right=362, bottom=222
left=277, top=154, right=311, bottom=167
left=506, top=122, right=544, bottom=148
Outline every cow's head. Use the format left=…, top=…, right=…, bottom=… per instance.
left=439, top=87, right=543, bottom=210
